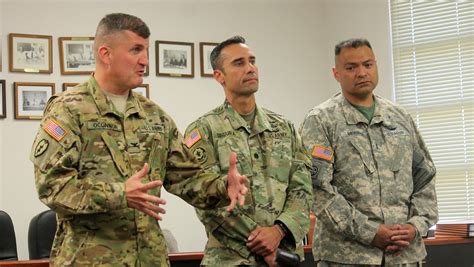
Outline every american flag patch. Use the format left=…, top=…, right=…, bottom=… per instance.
left=43, top=119, right=67, bottom=142
left=312, top=145, right=333, bottom=161
left=185, top=128, right=202, bottom=148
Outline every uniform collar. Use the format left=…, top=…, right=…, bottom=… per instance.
left=87, top=76, right=145, bottom=119
left=338, top=93, right=394, bottom=127
left=223, top=100, right=273, bottom=135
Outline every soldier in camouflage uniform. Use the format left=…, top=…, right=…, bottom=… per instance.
left=30, top=13, right=247, bottom=266
left=300, top=38, right=438, bottom=266
left=184, top=36, right=313, bottom=266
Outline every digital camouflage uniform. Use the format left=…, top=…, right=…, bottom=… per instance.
left=184, top=101, right=312, bottom=266
left=30, top=77, right=228, bottom=266
left=300, top=93, right=438, bottom=265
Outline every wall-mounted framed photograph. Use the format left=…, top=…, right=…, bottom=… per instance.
left=59, top=37, right=95, bottom=75
left=14, top=82, right=55, bottom=120
left=199, top=42, right=218, bottom=77
left=156, top=41, right=194, bottom=78
left=133, top=84, right=149, bottom=98
left=0, top=80, right=6, bottom=118
left=62, top=82, right=79, bottom=92
left=9, top=33, right=52, bottom=74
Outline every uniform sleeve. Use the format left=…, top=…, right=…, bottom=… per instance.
left=275, top=122, right=313, bottom=249
left=407, top=118, right=438, bottom=236
left=299, top=113, right=378, bottom=246
left=163, top=120, right=228, bottom=210
left=30, top=99, right=128, bottom=215
left=181, top=120, right=258, bottom=255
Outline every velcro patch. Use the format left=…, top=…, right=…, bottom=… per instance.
left=312, top=145, right=333, bottom=161
left=43, top=119, right=67, bottom=142
left=34, top=139, right=49, bottom=157
left=193, top=147, right=208, bottom=164
left=185, top=128, right=202, bottom=148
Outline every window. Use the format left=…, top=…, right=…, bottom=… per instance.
left=390, top=1, right=473, bottom=222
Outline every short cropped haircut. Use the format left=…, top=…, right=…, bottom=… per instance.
left=335, top=38, right=372, bottom=56
left=94, top=13, right=150, bottom=52
left=210, top=36, right=246, bottom=71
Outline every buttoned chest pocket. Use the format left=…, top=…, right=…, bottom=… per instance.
left=384, top=128, right=414, bottom=195
left=148, top=133, right=168, bottom=182
left=266, top=133, right=292, bottom=185
left=80, top=116, right=126, bottom=181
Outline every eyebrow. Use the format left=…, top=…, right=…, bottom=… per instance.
left=230, top=55, right=256, bottom=64
left=345, top=59, right=375, bottom=66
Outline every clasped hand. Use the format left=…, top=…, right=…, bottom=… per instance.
left=372, top=224, right=417, bottom=254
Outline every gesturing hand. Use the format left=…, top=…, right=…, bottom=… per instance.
left=125, top=163, right=166, bottom=220
left=226, top=152, right=248, bottom=212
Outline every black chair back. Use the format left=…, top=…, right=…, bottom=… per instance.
left=28, top=210, right=57, bottom=260
left=0, top=210, right=18, bottom=261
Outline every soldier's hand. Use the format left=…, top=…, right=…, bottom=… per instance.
left=125, top=163, right=166, bottom=220
left=386, top=224, right=416, bottom=252
left=226, top=152, right=248, bottom=212
left=263, top=250, right=277, bottom=267
left=372, top=224, right=405, bottom=249
left=246, top=226, right=282, bottom=256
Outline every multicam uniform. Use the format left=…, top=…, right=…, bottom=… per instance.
left=30, top=77, right=227, bottom=266
left=300, top=93, right=438, bottom=265
left=184, top=100, right=312, bottom=265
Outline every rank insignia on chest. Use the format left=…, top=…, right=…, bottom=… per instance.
left=43, top=119, right=67, bottom=142
left=185, top=128, right=202, bottom=148
left=312, top=145, right=333, bottom=161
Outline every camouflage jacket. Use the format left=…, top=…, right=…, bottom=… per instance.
left=184, top=100, right=312, bottom=265
left=300, top=93, right=438, bottom=265
left=30, top=77, right=227, bottom=266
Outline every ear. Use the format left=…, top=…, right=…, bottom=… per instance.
left=213, top=69, right=225, bottom=86
left=332, top=67, right=340, bottom=82
left=97, top=45, right=111, bottom=65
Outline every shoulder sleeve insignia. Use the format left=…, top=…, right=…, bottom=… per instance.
left=312, top=145, right=333, bottom=161
left=34, top=139, right=49, bottom=157
left=43, top=119, right=67, bottom=142
left=185, top=128, right=202, bottom=148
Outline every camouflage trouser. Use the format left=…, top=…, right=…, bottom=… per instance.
left=316, top=260, right=422, bottom=267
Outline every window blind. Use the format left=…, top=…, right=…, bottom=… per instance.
left=390, top=0, right=474, bottom=222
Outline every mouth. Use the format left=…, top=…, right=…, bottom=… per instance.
left=356, top=81, right=371, bottom=87
left=243, top=78, right=258, bottom=83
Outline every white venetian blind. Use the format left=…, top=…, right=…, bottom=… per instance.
left=390, top=0, right=474, bottom=222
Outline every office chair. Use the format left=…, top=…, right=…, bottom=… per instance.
left=0, top=210, right=18, bottom=261
left=28, top=209, right=57, bottom=260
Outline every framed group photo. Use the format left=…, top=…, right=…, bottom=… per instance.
left=133, top=84, right=150, bottom=98
left=0, top=80, right=6, bottom=118
left=199, top=42, right=218, bottom=77
left=156, top=41, right=194, bottom=78
left=14, top=82, right=55, bottom=120
left=59, top=37, right=95, bottom=75
left=9, top=33, right=52, bottom=73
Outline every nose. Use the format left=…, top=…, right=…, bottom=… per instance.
left=247, top=62, right=257, bottom=74
left=139, top=51, right=149, bottom=66
left=356, top=65, right=368, bottom=77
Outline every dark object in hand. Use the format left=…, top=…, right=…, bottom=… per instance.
left=275, top=248, right=300, bottom=267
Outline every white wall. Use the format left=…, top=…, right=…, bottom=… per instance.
left=0, top=0, right=392, bottom=260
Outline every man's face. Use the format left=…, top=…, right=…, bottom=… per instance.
left=333, top=46, right=378, bottom=102
left=214, top=43, right=259, bottom=97
left=107, top=30, right=149, bottom=90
